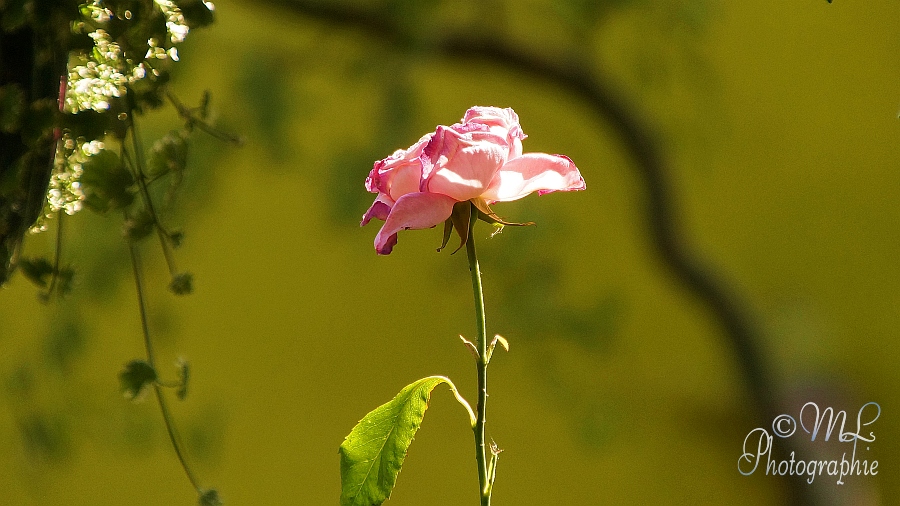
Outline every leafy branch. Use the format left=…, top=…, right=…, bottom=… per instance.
left=124, top=238, right=218, bottom=504
left=2, top=2, right=232, bottom=504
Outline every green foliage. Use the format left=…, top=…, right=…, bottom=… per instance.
left=18, top=257, right=54, bottom=287
left=180, top=0, right=216, bottom=29
left=169, top=230, right=185, bottom=248
left=62, top=110, right=114, bottom=143
left=79, top=150, right=135, bottom=212
left=148, top=131, right=188, bottom=179
left=19, top=255, right=75, bottom=300
left=198, top=489, right=222, bottom=506
left=485, top=334, right=509, bottom=364
left=20, top=99, right=57, bottom=148
left=169, top=271, right=194, bottom=295
left=18, top=411, right=71, bottom=461
left=339, top=376, right=458, bottom=506
left=123, top=209, right=155, bottom=242
left=119, top=359, right=157, bottom=400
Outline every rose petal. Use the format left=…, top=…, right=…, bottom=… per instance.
left=481, top=153, right=585, bottom=202
left=462, top=106, right=525, bottom=159
left=422, top=126, right=508, bottom=201
left=374, top=192, right=457, bottom=254
left=462, top=107, right=524, bottom=139
left=366, top=132, right=432, bottom=198
left=360, top=194, right=393, bottom=226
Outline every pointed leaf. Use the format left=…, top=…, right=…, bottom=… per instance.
left=339, top=376, right=472, bottom=506
left=448, top=201, right=471, bottom=254
left=437, top=218, right=453, bottom=252
left=486, top=334, right=509, bottom=364
left=471, top=197, right=534, bottom=227
left=459, top=335, right=479, bottom=360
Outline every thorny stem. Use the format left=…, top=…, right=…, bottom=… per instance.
left=127, top=238, right=201, bottom=494
left=465, top=203, right=492, bottom=506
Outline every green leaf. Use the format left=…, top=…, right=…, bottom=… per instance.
left=339, top=376, right=473, bottom=506
left=123, top=209, right=155, bottom=242
left=180, top=0, right=216, bottom=29
left=169, top=272, right=193, bottom=295
left=54, top=267, right=75, bottom=296
left=18, top=257, right=54, bottom=288
left=485, top=335, right=509, bottom=364
left=169, top=229, right=185, bottom=248
left=80, top=150, right=135, bottom=212
left=147, top=131, right=188, bottom=179
left=198, top=488, right=222, bottom=506
left=119, top=360, right=157, bottom=400
left=62, top=110, right=111, bottom=142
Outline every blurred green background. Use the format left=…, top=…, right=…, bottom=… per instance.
left=2, top=0, right=898, bottom=504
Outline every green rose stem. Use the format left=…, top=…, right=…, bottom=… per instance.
left=464, top=203, right=493, bottom=506
left=127, top=239, right=202, bottom=495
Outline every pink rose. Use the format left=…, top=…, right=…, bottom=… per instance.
left=362, top=106, right=585, bottom=254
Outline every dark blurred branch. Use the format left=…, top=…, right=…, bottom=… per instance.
left=255, top=1, right=811, bottom=503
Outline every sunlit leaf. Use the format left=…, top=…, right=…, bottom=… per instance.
left=486, top=334, right=509, bottom=364
left=339, top=376, right=472, bottom=506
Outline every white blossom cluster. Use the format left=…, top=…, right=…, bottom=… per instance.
left=154, top=0, right=190, bottom=44
left=65, top=0, right=193, bottom=113
left=65, top=29, right=149, bottom=112
left=45, top=0, right=204, bottom=226
left=31, top=137, right=104, bottom=232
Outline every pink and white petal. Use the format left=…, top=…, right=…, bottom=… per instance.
left=360, top=193, right=394, bottom=226
left=374, top=192, right=457, bottom=255
left=423, top=127, right=508, bottom=201
left=481, top=153, right=585, bottom=202
left=387, top=160, right=424, bottom=201
left=367, top=132, right=433, bottom=195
